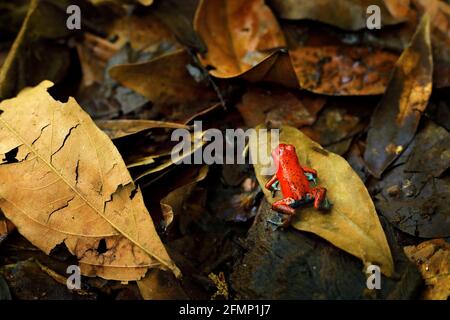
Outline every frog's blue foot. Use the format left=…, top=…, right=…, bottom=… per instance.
left=267, top=213, right=291, bottom=229
left=319, top=198, right=332, bottom=211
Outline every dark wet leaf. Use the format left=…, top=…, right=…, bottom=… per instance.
left=0, top=0, right=72, bottom=99
left=369, top=120, right=450, bottom=238
left=236, top=87, right=321, bottom=128
left=0, top=259, right=96, bottom=300
left=364, top=14, right=433, bottom=178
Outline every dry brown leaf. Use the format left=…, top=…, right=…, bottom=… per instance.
left=109, top=49, right=216, bottom=107
left=404, top=239, right=450, bottom=300
left=0, top=217, right=15, bottom=244
left=290, top=46, right=398, bottom=95
left=96, top=119, right=189, bottom=140
left=364, top=14, right=432, bottom=178
left=250, top=125, right=394, bottom=277
left=239, top=50, right=299, bottom=88
left=237, top=87, right=318, bottom=128
left=0, top=81, right=180, bottom=281
left=137, top=268, right=187, bottom=300
left=383, top=0, right=411, bottom=19
left=269, top=0, right=409, bottom=30
left=194, top=0, right=286, bottom=78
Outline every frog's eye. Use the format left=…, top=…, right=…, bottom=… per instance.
left=286, top=144, right=295, bottom=151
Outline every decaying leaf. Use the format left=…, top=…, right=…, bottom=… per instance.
left=0, top=215, right=15, bottom=245
left=160, top=166, right=209, bottom=230
left=0, top=81, right=180, bottom=281
left=194, top=0, right=286, bottom=78
left=384, top=0, right=411, bottom=19
left=109, top=49, right=217, bottom=109
left=137, top=268, right=188, bottom=300
left=269, top=0, right=409, bottom=30
left=404, top=239, right=450, bottom=300
left=364, top=14, right=432, bottom=178
left=290, top=46, right=398, bottom=95
left=96, top=119, right=189, bottom=140
left=236, top=87, right=319, bottom=128
left=370, top=120, right=450, bottom=238
left=250, top=125, right=394, bottom=276
left=208, top=272, right=229, bottom=299
left=302, top=106, right=365, bottom=155
left=0, top=0, right=71, bottom=99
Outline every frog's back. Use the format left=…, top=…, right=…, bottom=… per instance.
left=276, top=149, right=310, bottom=199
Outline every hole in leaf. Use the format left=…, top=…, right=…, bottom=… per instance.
left=3, top=147, right=19, bottom=163
left=97, top=239, right=107, bottom=254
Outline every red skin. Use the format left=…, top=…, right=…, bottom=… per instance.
left=265, top=144, right=327, bottom=226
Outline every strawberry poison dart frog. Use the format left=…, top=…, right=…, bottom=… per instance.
left=265, top=143, right=331, bottom=227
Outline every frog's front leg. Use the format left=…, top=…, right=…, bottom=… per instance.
left=264, top=175, right=278, bottom=191
left=302, top=167, right=317, bottom=176
left=310, top=187, right=330, bottom=210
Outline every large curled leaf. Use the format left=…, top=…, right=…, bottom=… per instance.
left=364, top=14, right=433, bottom=178
left=250, top=125, right=394, bottom=276
left=0, top=81, right=180, bottom=281
left=109, top=49, right=216, bottom=107
left=194, top=0, right=286, bottom=78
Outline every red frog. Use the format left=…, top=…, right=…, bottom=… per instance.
left=265, top=143, right=331, bottom=227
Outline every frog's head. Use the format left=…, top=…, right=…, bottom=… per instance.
left=272, top=143, right=296, bottom=168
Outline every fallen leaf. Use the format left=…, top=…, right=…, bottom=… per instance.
left=250, top=125, right=394, bottom=276
left=96, top=119, right=189, bottom=140
left=0, top=259, right=95, bottom=300
left=209, top=272, right=229, bottom=299
left=364, top=14, right=432, bottom=178
left=236, top=87, right=318, bottom=128
left=290, top=46, right=398, bottom=95
left=0, top=81, right=180, bottom=281
left=160, top=166, right=209, bottom=230
left=0, top=216, right=15, bottom=245
left=109, top=49, right=217, bottom=111
left=370, top=120, right=450, bottom=238
left=0, top=0, right=71, bottom=99
left=137, top=268, right=188, bottom=300
left=269, top=0, right=409, bottom=30
left=134, top=132, right=206, bottom=180
left=383, top=0, right=411, bottom=19
left=303, top=106, right=365, bottom=155
left=194, top=0, right=286, bottom=78
left=404, top=239, right=450, bottom=300
left=152, top=0, right=205, bottom=51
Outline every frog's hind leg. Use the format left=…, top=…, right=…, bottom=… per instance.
left=310, top=187, right=327, bottom=210
left=271, top=197, right=296, bottom=215
left=270, top=198, right=296, bottom=227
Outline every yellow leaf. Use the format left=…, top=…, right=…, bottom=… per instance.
left=0, top=81, right=180, bottom=281
left=250, top=125, right=394, bottom=277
